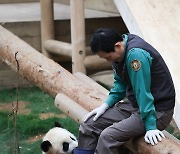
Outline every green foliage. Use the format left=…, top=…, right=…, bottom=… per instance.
left=165, top=125, right=175, bottom=134
left=175, top=133, right=180, bottom=140
left=20, top=140, right=42, bottom=154
left=0, top=86, right=79, bottom=153
left=165, top=124, right=180, bottom=140
left=0, top=87, right=61, bottom=114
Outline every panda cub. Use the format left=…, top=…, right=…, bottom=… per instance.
left=41, top=122, right=78, bottom=154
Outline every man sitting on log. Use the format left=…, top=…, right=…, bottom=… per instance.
left=74, top=28, right=175, bottom=154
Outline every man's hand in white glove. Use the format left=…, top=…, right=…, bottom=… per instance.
left=84, top=103, right=109, bottom=122
left=144, top=129, right=165, bottom=145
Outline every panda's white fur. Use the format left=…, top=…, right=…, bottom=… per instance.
left=41, top=123, right=78, bottom=154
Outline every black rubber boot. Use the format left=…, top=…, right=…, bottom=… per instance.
left=73, top=148, right=94, bottom=154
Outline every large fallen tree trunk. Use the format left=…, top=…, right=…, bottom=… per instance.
left=0, top=25, right=179, bottom=153
left=0, top=25, right=104, bottom=111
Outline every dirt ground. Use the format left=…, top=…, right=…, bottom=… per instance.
left=0, top=101, right=30, bottom=114
left=0, top=101, right=67, bottom=143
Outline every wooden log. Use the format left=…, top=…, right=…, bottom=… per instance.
left=84, top=55, right=112, bottom=71
left=55, top=93, right=89, bottom=123
left=40, top=0, right=55, bottom=57
left=0, top=25, right=103, bottom=111
left=44, top=40, right=72, bottom=57
left=44, top=40, right=111, bottom=72
left=74, top=72, right=109, bottom=96
left=125, top=131, right=180, bottom=154
left=44, top=40, right=92, bottom=57
left=70, top=0, right=86, bottom=73
left=0, top=25, right=180, bottom=153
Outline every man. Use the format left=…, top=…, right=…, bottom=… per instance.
left=74, top=28, right=175, bottom=154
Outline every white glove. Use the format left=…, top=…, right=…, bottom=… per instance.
left=84, top=103, right=109, bottom=122
left=144, top=129, right=165, bottom=145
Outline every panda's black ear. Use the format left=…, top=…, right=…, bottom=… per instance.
left=54, top=121, right=64, bottom=128
left=41, top=140, right=52, bottom=152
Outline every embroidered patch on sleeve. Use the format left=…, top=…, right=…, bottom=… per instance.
left=131, top=60, right=141, bottom=71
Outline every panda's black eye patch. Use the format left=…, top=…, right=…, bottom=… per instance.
left=70, top=136, right=76, bottom=141
left=63, top=142, right=69, bottom=152
left=41, top=140, right=52, bottom=152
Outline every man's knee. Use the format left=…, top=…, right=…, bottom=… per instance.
left=79, top=117, right=95, bottom=135
left=99, top=124, right=141, bottom=143
left=79, top=121, right=90, bottom=135
left=99, top=127, right=113, bottom=142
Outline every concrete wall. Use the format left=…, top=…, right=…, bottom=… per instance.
left=54, top=0, right=69, bottom=5
left=85, top=0, right=118, bottom=13
left=0, top=0, right=118, bottom=13
left=0, top=60, right=30, bottom=90
left=0, top=0, right=38, bottom=3
left=55, top=0, right=119, bottom=13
